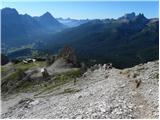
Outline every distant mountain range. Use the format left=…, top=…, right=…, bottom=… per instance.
left=1, top=8, right=65, bottom=51
left=42, top=13, right=159, bottom=68
left=1, top=8, right=91, bottom=53
left=56, top=18, right=90, bottom=27
left=2, top=8, right=159, bottom=68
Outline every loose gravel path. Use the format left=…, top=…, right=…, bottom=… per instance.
left=1, top=61, right=159, bottom=119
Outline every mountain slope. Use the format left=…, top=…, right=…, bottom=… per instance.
left=34, top=12, right=66, bottom=32
left=1, top=8, right=65, bottom=51
left=1, top=61, right=159, bottom=119
left=43, top=13, right=158, bottom=68
left=1, top=8, right=32, bottom=48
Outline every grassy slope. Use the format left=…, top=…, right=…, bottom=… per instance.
left=1, top=62, right=82, bottom=96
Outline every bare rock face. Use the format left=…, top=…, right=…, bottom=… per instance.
left=1, top=60, right=159, bottom=119
left=46, top=58, right=78, bottom=75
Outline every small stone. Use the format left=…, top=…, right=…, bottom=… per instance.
left=149, top=89, right=152, bottom=94
left=128, top=104, right=134, bottom=109
left=114, top=108, right=122, bottom=115
left=138, top=105, right=144, bottom=108
left=78, top=95, right=82, bottom=99
left=100, top=107, right=106, bottom=113
left=131, top=91, right=137, bottom=96
left=120, top=84, right=125, bottom=88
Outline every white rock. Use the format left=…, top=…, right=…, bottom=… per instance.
left=76, top=115, right=83, bottom=119
left=138, top=105, right=144, bottom=108
left=29, top=100, right=39, bottom=106
left=120, top=84, right=125, bottom=88
left=100, top=107, right=106, bottom=113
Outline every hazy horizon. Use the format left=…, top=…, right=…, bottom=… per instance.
left=2, top=1, right=159, bottom=19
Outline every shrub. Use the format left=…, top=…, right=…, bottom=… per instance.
left=1, top=54, right=9, bottom=65
left=57, top=45, right=77, bottom=66
left=11, top=59, right=22, bottom=64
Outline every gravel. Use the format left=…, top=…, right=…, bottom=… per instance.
left=1, top=60, right=159, bottom=119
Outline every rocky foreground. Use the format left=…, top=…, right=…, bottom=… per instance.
left=1, top=61, right=159, bottom=119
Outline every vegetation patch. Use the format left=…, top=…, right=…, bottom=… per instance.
left=2, top=61, right=81, bottom=96
left=1, top=68, right=26, bottom=94
left=60, top=88, right=81, bottom=94
left=35, top=69, right=82, bottom=96
left=13, top=61, right=46, bottom=71
left=2, top=68, right=25, bottom=83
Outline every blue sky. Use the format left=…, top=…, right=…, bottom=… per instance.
left=1, top=1, right=159, bottom=19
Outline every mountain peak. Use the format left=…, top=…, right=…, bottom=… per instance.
left=118, top=12, right=149, bottom=23
left=2, top=7, right=19, bottom=16
left=118, top=12, right=136, bottom=21
left=41, top=12, right=53, bottom=18
left=136, top=13, right=146, bottom=19
left=133, top=13, right=148, bottom=23
left=124, top=12, right=136, bottom=18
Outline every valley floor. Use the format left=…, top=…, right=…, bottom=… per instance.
left=1, top=61, right=159, bottom=119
